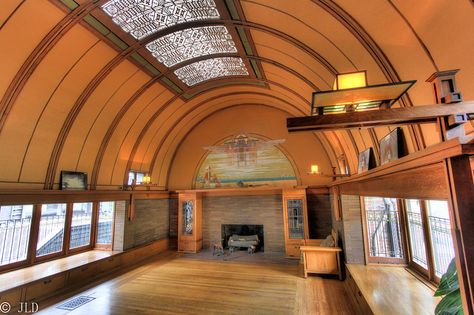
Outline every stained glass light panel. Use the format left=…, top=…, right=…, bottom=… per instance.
left=146, top=26, right=237, bottom=67
left=102, top=0, right=220, bottom=40
left=174, top=57, right=249, bottom=86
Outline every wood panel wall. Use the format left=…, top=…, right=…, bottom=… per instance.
left=306, top=193, right=332, bottom=239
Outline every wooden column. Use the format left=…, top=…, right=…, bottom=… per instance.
left=445, top=155, right=474, bottom=314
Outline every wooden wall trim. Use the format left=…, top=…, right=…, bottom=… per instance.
left=339, top=162, right=448, bottom=199
left=333, top=139, right=473, bottom=200
left=175, top=187, right=282, bottom=197
left=332, top=139, right=465, bottom=188
left=0, top=190, right=170, bottom=205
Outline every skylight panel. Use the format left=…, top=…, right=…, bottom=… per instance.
left=101, top=0, right=220, bottom=40
left=174, top=57, right=249, bottom=86
left=145, top=26, right=238, bottom=67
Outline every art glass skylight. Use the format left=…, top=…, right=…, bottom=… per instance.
left=101, top=0, right=220, bottom=40
left=174, top=57, right=249, bottom=86
left=145, top=26, right=237, bottom=67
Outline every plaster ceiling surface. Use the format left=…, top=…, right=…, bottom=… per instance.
left=0, top=0, right=472, bottom=189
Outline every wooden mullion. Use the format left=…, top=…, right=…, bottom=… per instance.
left=91, top=201, right=99, bottom=248
left=360, top=196, right=370, bottom=265
left=421, top=200, right=436, bottom=282
left=396, top=199, right=409, bottom=265
left=63, top=203, right=73, bottom=255
left=402, top=199, right=430, bottom=278
left=28, top=204, right=42, bottom=265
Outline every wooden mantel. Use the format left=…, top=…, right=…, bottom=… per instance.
left=175, top=186, right=299, bottom=197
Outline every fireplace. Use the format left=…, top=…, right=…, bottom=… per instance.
left=221, top=224, right=264, bottom=251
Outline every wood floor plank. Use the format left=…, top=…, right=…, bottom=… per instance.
left=37, top=254, right=356, bottom=315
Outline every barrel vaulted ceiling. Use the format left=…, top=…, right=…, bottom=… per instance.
left=0, top=0, right=473, bottom=190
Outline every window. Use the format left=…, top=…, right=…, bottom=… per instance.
left=36, top=203, right=67, bottom=257
left=406, top=200, right=428, bottom=270
left=287, top=199, right=304, bottom=239
left=363, top=197, right=404, bottom=263
left=128, top=171, right=144, bottom=185
left=426, top=200, right=455, bottom=278
left=69, top=202, right=93, bottom=250
left=97, top=201, right=115, bottom=247
left=404, top=199, right=455, bottom=282
left=0, top=205, right=33, bottom=266
left=0, top=200, right=121, bottom=272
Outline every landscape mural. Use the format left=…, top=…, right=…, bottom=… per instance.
left=194, top=135, right=297, bottom=189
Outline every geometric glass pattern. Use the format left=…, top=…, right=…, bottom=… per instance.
left=145, top=26, right=237, bottom=67
left=174, top=57, right=249, bottom=86
left=101, top=0, right=220, bottom=40
left=182, top=200, right=193, bottom=235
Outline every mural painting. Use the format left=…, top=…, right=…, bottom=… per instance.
left=194, top=134, right=297, bottom=188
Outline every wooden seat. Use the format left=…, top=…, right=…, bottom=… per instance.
left=300, top=229, right=342, bottom=280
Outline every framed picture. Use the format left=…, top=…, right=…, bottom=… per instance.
left=379, top=127, right=407, bottom=165
left=358, top=147, right=376, bottom=173
left=60, top=171, right=88, bottom=190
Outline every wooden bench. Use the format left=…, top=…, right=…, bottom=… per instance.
left=300, top=229, right=342, bottom=279
left=345, top=264, right=440, bottom=315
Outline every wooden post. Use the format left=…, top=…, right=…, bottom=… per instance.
left=445, top=155, right=474, bottom=314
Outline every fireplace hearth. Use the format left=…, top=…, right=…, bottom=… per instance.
left=221, top=224, right=264, bottom=251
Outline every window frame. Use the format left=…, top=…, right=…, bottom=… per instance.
left=361, top=196, right=455, bottom=285
left=95, top=201, right=115, bottom=251
left=0, top=200, right=117, bottom=274
left=361, top=197, right=408, bottom=265
left=34, top=203, right=69, bottom=263
left=0, top=204, right=36, bottom=272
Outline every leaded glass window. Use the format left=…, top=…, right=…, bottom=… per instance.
left=287, top=199, right=304, bottom=239
left=145, top=26, right=237, bottom=67
left=174, top=57, right=248, bottom=86
left=102, top=0, right=220, bottom=40
left=182, top=200, right=193, bottom=235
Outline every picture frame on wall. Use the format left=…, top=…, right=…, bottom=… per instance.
left=357, top=147, right=377, bottom=173
left=379, top=127, right=407, bottom=165
left=60, top=171, right=88, bottom=190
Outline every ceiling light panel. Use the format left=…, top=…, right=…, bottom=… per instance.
left=175, top=57, right=249, bottom=86
left=146, top=26, right=238, bottom=67
left=101, top=0, right=220, bottom=40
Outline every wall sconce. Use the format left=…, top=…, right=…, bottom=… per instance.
left=307, top=164, right=350, bottom=179
left=142, top=174, right=151, bottom=184
left=308, top=164, right=320, bottom=175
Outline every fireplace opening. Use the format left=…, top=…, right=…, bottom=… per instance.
left=221, top=224, right=264, bottom=252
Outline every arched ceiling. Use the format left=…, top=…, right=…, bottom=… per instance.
left=0, top=0, right=472, bottom=190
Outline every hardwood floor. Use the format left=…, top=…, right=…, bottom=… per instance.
left=37, top=252, right=356, bottom=315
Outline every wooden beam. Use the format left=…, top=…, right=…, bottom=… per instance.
left=445, top=155, right=474, bottom=313
left=287, top=101, right=474, bottom=132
